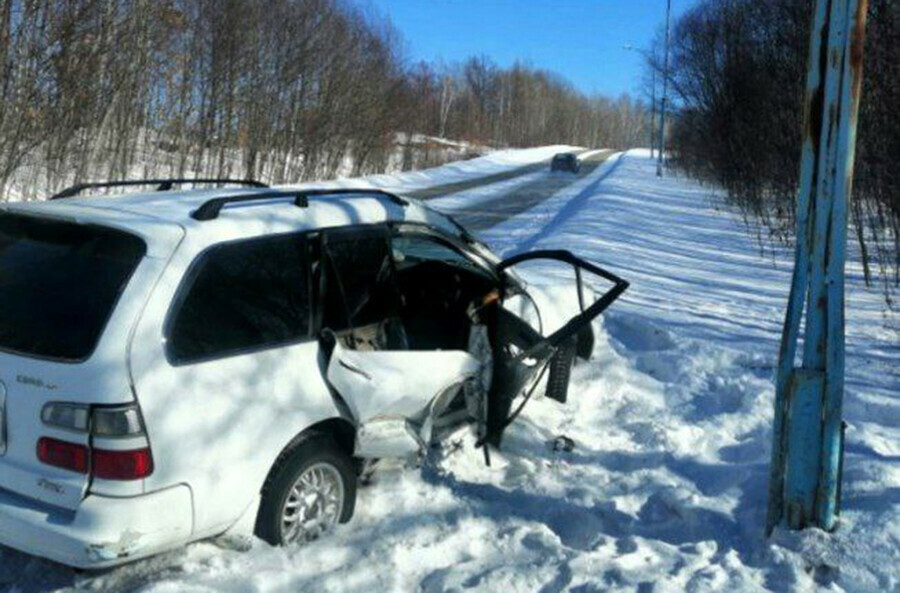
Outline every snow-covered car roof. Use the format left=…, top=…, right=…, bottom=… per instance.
left=0, top=187, right=464, bottom=255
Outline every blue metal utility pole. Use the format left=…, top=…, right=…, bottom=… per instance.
left=766, top=0, right=868, bottom=534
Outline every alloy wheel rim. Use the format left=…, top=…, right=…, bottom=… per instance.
left=280, top=462, right=344, bottom=544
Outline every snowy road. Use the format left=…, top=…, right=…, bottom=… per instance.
left=400, top=149, right=595, bottom=201
left=3, top=149, right=898, bottom=593
left=406, top=149, right=613, bottom=232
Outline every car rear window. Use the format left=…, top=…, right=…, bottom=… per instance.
left=0, top=213, right=146, bottom=361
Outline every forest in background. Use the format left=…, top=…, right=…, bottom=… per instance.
left=0, top=0, right=649, bottom=198
left=658, top=0, right=899, bottom=300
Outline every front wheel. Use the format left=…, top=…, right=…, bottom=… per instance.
left=255, top=436, right=357, bottom=546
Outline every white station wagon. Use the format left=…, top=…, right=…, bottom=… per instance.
left=0, top=179, right=627, bottom=568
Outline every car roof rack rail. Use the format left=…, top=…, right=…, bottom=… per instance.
left=50, top=179, right=269, bottom=200
left=302, top=189, right=408, bottom=207
left=191, top=188, right=409, bottom=221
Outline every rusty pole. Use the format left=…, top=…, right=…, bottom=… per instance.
left=766, top=0, right=868, bottom=535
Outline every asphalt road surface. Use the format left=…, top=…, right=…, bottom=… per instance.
left=403, top=149, right=613, bottom=232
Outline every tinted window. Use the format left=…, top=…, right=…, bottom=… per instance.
left=0, top=214, right=146, bottom=361
left=168, top=234, right=310, bottom=363
left=322, top=228, right=401, bottom=331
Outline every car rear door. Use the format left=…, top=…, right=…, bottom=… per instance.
left=129, top=230, right=344, bottom=532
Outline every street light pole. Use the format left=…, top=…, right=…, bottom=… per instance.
left=657, top=0, right=671, bottom=177
left=651, top=69, right=657, bottom=160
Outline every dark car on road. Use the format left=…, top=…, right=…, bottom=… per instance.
left=551, top=153, right=580, bottom=173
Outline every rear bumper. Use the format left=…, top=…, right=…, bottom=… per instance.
left=0, top=484, right=193, bottom=569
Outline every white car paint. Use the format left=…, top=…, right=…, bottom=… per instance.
left=0, top=483, right=192, bottom=568
left=327, top=344, right=484, bottom=458
left=327, top=345, right=482, bottom=424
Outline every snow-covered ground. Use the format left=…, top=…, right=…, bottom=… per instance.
left=4, top=150, right=898, bottom=592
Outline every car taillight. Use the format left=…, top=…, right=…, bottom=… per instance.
left=37, top=403, right=153, bottom=480
left=91, top=447, right=154, bottom=480
left=37, top=437, right=89, bottom=474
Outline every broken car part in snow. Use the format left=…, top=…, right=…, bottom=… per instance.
left=552, top=435, right=576, bottom=453
left=767, top=0, right=868, bottom=535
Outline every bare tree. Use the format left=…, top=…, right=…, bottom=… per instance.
left=660, top=0, right=899, bottom=299
left=0, top=0, right=651, bottom=201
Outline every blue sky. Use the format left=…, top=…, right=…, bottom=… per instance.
left=363, top=0, right=699, bottom=98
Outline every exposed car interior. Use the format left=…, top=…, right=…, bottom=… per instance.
left=315, top=221, right=627, bottom=454
left=318, top=224, right=511, bottom=455
left=320, top=225, right=500, bottom=354
left=391, top=233, right=499, bottom=351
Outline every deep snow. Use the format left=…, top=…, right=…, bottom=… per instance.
left=2, top=150, right=898, bottom=593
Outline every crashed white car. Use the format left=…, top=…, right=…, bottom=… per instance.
left=0, top=180, right=627, bottom=568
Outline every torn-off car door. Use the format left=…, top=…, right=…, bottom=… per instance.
left=485, top=250, right=629, bottom=446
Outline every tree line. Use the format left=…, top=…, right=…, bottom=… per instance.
left=657, top=0, right=899, bottom=298
left=404, top=57, right=648, bottom=152
left=0, top=0, right=649, bottom=199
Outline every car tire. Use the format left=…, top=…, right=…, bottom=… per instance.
left=255, top=435, right=357, bottom=546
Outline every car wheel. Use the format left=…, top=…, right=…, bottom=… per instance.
left=255, top=436, right=357, bottom=546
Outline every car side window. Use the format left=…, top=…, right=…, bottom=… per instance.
left=168, top=234, right=311, bottom=364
